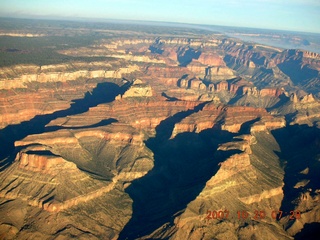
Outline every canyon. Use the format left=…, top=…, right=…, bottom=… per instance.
left=0, top=19, right=319, bottom=240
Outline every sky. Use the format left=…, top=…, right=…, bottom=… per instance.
left=0, top=0, right=319, bottom=33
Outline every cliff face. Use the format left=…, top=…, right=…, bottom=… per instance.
left=170, top=103, right=285, bottom=137
left=197, top=52, right=225, bottom=66
left=13, top=124, right=154, bottom=180
left=45, top=98, right=202, bottom=136
left=0, top=60, right=140, bottom=129
left=0, top=63, right=139, bottom=90
left=119, top=80, right=153, bottom=99
left=0, top=90, right=71, bottom=128
left=172, top=74, right=286, bottom=109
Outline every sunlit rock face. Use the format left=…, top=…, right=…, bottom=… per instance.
left=119, top=79, right=153, bottom=98
left=0, top=21, right=320, bottom=240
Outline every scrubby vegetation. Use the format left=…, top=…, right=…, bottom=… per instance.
left=0, top=17, right=211, bottom=67
left=0, top=35, right=111, bottom=67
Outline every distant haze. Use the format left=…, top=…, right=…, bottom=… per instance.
left=0, top=0, right=319, bottom=33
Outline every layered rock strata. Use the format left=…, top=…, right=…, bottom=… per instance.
left=1, top=30, right=320, bottom=240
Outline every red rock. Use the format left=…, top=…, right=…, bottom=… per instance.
left=260, top=88, right=283, bottom=97
left=188, top=78, right=206, bottom=90
left=207, top=153, right=251, bottom=186
left=215, top=81, right=229, bottom=92
left=197, top=52, right=225, bottom=66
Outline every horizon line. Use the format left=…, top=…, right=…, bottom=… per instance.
left=1, top=15, right=320, bottom=35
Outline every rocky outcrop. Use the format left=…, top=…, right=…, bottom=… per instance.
left=197, top=52, right=225, bottom=66
left=207, top=152, right=251, bottom=186
left=145, top=65, right=191, bottom=80
left=284, top=190, right=320, bottom=236
left=117, top=80, right=153, bottom=99
left=0, top=60, right=141, bottom=128
left=239, top=187, right=284, bottom=205
left=17, top=151, right=71, bottom=174
left=260, top=88, right=283, bottom=97
left=215, top=80, right=229, bottom=91
left=205, top=66, right=235, bottom=80
left=273, top=92, right=320, bottom=126
left=303, top=51, right=320, bottom=60
left=176, top=76, right=285, bottom=101
left=15, top=127, right=145, bottom=148
left=250, top=117, right=286, bottom=132
left=0, top=91, right=71, bottom=128
left=0, top=80, right=98, bottom=129
left=217, top=134, right=256, bottom=154
left=46, top=98, right=201, bottom=136
left=187, top=77, right=207, bottom=91
left=0, top=146, right=111, bottom=211
left=171, top=103, right=285, bottom=138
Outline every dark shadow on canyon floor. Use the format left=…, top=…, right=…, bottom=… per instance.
left=238, top=117, right=260, bottom=134
left=119, top=102, right=240, bottom=239
left=266, top=94, right=290, bottom=112
left=177, top=47, right=201, bottom=67
left=294, top=222, right=320, bottom=240
left=277, top=56, right=318, bottom=89
left=0, top=81, right=129, bottom=171
left=161, top=92, right=179, bottom=102
left=271, top=125, right=320, bottom=219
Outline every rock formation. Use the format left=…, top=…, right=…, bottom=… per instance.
left=117, top=79, right=153, bottom=99
left=0, top=20, right=319, bottom=240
